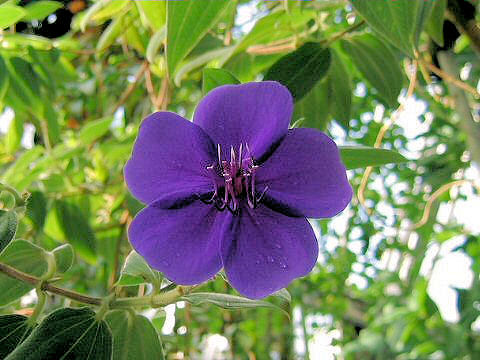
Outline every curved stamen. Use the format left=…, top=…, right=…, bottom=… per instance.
left=204, top=143, right=268, bottom=214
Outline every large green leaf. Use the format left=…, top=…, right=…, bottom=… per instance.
left=292, top=79, right=330, bottom=131
left=339, top=146, right=408, bottom=169
left=350, top=0, right=435, bottom=55
left=0, top=315, right=32, bottom=359
left=327, top=49, right=352, bottom=130
left=0, top=240, right=47, bottom=306
left=340, top=34, right=403, bottom=107
left=105, top=310, right=165, bottom=360
left=6, top=308, right=112, bottom=360
left=0, top=5, right=26, bottom=29
left=264, top=43, right=331, bottom=102
left=166, top=0, right=230, bottom=76
left=202, top=68, right=240, bottom=95
left=0, top=210, right=17, bottom=254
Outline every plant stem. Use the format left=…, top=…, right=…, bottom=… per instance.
left=0, top=262, right=194, bottom=308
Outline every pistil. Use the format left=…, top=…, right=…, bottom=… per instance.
left=202, top=144, right=268, bottom=214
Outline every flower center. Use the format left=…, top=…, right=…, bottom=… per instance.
left=201, top=144, right=268, bottom=214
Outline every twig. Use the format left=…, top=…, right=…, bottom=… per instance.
left=0, top=261, right=197, bottom=308
left=0, top=262, right=102, bottom=305
left=247, top=41, right=296, bottom=55
left=419, top=58, right=480, bottom=99
left=144, top=66, right=163, bottom=110
left=323, top=20, right=365, bottom=46
left=357, top=60, right=418, bottom=212
left=408, top=179, right=477, bottom=230
left=112, top=61, right=149, bottom=113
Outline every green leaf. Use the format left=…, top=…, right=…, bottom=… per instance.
left=264, top=43, right=331, bottom=102
left=292, top=79, right=330, bottom=131
left=6, top=308, right=112, bottom=360
left=90, top=0, right=130, bottom=24
left=96, top=15, right=125, bottom=53
left=146, top=27, right=166, bottom=64
left=3, top=146, right=45, bottom=187
left=5, top=57, right=43, bottom=113
left=0, top=34, right=52, bottom=51
left=5, top=116, right=24, bottom=155
left=174, top=46, right=234, bottom=87
left=23, top=1, right=63, bottom=21
left=136, top=0, right=166, bottom=31
left=202, top=68, right=240, bottom=95
left=426, top=0, right=446, bottom=46
left=327, top=49, right=352, bottom=130
left=0, top=56, right=9, bottom=103
left=0, top=240, right=47, bottom=306
left=0, top=210, right=17, bottom=254
left=166, top=0, right=230, bottom=76
left=78, top=116, right=114, bottom=145
left=116, top=250, right=161, bottom=287
left=340, top=34, right=403, bottom=107
left=0, top=5, right=26, bottom=30
left=339, top=146, right=408, bottom=170
left=106, top=310, right=165, bottom=360
left=234, top=9, right=315, bottom=54
left=52, top=244, right=74, bottom=273
left=181, top=293, right=288, bottom=316
left=271, top=288, right=292, bottom=304
left=350, top=0, right=435, bottom=55
left=0, top=315, right=32, bottom=359
left=51, top=200, right=96, bottom=263
left=26, top=191, right=47, bottom=230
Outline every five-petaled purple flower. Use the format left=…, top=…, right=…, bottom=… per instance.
left=125, top=82, right=352, bottom=299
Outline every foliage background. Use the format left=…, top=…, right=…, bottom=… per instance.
left=0, top=0, right=480, bottom=359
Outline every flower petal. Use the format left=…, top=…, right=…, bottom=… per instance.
left=193, top=82, right=293, bottom=160
left=128, top=201, right=225, bottom=285
left=124, top=112, right=217, bottom=205
left=220, top=204, right=318, bottom=299
left=256, top=128, right=352, bottom=218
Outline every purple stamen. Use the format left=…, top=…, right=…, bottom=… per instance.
left=206, top=144, right=267, bottom=214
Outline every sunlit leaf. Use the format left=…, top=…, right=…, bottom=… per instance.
left=0, top=5, right=26, bottom=30
left=202, top=68, right=240, bottom=95
left=78, top=116, right=114, bottom=145
left=167, top=0, right=230, bottom=76
left=339, top=146, right=408, bottom=169
left=23, top=1, right=63, bottom=21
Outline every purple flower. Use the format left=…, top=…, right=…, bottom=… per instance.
left=125, top=82, right=352, bottom=299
